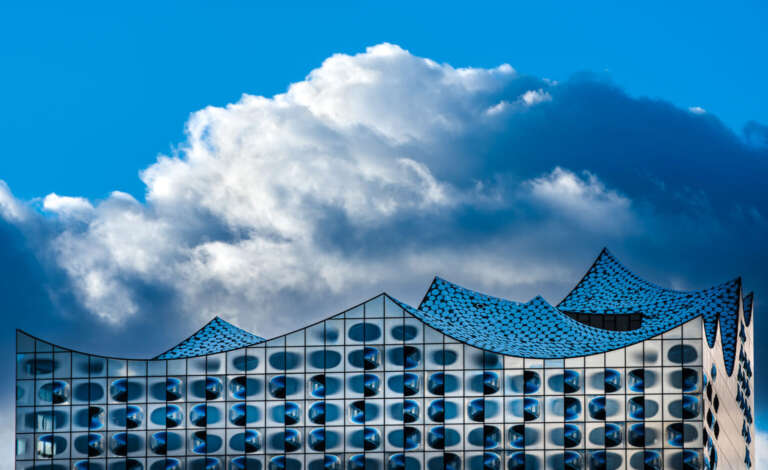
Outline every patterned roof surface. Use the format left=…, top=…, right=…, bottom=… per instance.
left=408, top=249, right=743, bottom=374
left=156, top=317, right=265, bottom=359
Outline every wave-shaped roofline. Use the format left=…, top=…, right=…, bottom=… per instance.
left=18, top=248, right=749, bottom=370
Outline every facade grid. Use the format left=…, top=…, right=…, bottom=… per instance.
left=15, top=249, right=753, bottom=469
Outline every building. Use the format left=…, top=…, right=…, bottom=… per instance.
left=15, top=249, right=754, bottom=469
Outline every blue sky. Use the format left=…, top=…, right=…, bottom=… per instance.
left=1, top=1, right=767, bottom=465
left=2, top=1, right=767, bottom=200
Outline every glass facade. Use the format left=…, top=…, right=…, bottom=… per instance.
left=14, top=250, right=753, bottom=469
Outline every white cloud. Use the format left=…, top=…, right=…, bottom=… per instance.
left=0, top=181, right=28, bottom=222
left=756, top=430, right=768, bottom=466
left=0, top=44, right=638, bottom=336
left=689, top=106, right=707, bottom=114
left=525, top=167, right=634, bottom=233
left=43, top=193, right=94, bottom=219
left=520, top=89, right=552, bottom=106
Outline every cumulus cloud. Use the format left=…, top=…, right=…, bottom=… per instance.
left=525, top=167, right=634, bottom=233
left=756, top=430, right=768, bottom=465
left=0, top=44, right=766, bottom=407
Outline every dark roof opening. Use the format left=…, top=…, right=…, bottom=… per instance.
left=562, top=312, right=644, bottom=331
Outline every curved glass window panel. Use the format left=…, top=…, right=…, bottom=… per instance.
left=268, top=351, right=301, bottom=371
left=348, top=455, right=366, bottom=470
left=349, top=400, right=368, bottom=424
left=348, top=322, right=382, bottom=342
left=428, top=399, right=445, bottom=422
left=628, top=423, right=645, bottom=447
left=232, top=354, right=259, bottom=372
left=25, top=357, right=56, bottom=375
left=403, top=399, right=420, bottom=423
left=230, top=457, right=261, bottom=470
left=187, top=404, right=209, bottom=428
left=428, top=426, right=445, bottom=449
left=269, top=375, right=286, bottom=399
left=605, top=423, right=622, bottom=447
left=363, top=427, right=381, bottom=450
left=229, top=376, right=258, bottom=400
left=483, top=425, right=501, bottom=449
left=85, top=433, right=104, bottom=457
left=150, top=431, right=168, bottom=455
left=323, top=455, right=342, bottom=470
left=191, top=430, right=223, bottom=454
left=166, top=377, right=183, bottom=401
left=523, top=397, right=540, bottom=421
left=148, top=458, right=182, bottom=470
left=667, top=423, right=688, bottom=447
left=507, top=452, right=525, bottom=470
left=604, top=369, right=621, bottom=393
left=390, top=346, right=420, bottom=369
left=110, top=378, right=129, bottom=402
left=34, top=409, right=67, bottom=432
left=283, top=428, right=302, bottom=452
left=205, top=377, right=223, bottom=400
left=112, top=459, right=145, bottom=470
left=668, top=344, right=698, bottom=364
left=125, top=405, right=144, bottom=429
left=363, top=373, right=381, bottom=397
left=431, top=348, right=458, bottom=366
left=681, top=368, right=698, bottom=392
left=110, top=432, right=137, bottom=456
left=710, top=364, right=717, bottom=381
left=524, top=371, right=541, bottom=394
left=589, top=451, right=605, bottom=470
left=588, top=397, right=605, bottom=421
left=284, top=401, right=301, bottom=425
left=79, top=406, right=107, bottom=432
left=389, top=426, right=421, bottom=450
left=229, top=402, right=258, bottom=427
left=269, top=456, right=286, bottom=470
left=39, top=380, right=70, bottom=404
left=468, top=398, right=485, bottom=422
left=403, top=427, right=421, bottom=450
left=482, top=452, right=501, bottom=470
left=36, top=434, right=66, bottom=458
left=428, top=372, right=445, bottom=395
left=388, top=453, right=420, bottom=470
left=564, top=397, right=582, bottom=421
left=308, top=401, right=326, bottom=424
left=564, top=423, right=582, bottom=448
left=564, top=451, right=584, bottom=470
left=309, top=374, right=325, bottom=398
left=427, top=453, right=461, bottom=470
left=308, top=428, right=326, bottom=451
left=162, top=404, right=184, bottom=428
left=308, top=350, right=341, bottom=370
left=392, top=324, right=419, bottom=341
left=644, top=451, right=663, bottom=470
left=682, top=450, right=701, bottom=470
left=564, top=369, right=581, bottom=393
left=628, top=369, right=645, bottom=392
left=628, top=396, right=645, bottom=420
left=483, top=371, right=500, bottom=394
left=363, top=347, right=380, bottom=370
left=403, top=372, right=420, bottom=396
left=681, top=395, right=700, bottom=419
left=508, top=424, right=525, bottom=449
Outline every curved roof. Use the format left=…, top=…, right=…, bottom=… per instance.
left=20, top=249, right=748, bottom=376
left=412, top=249, right=742, bottom=374
left=156, top=316, right=265, bottom=359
